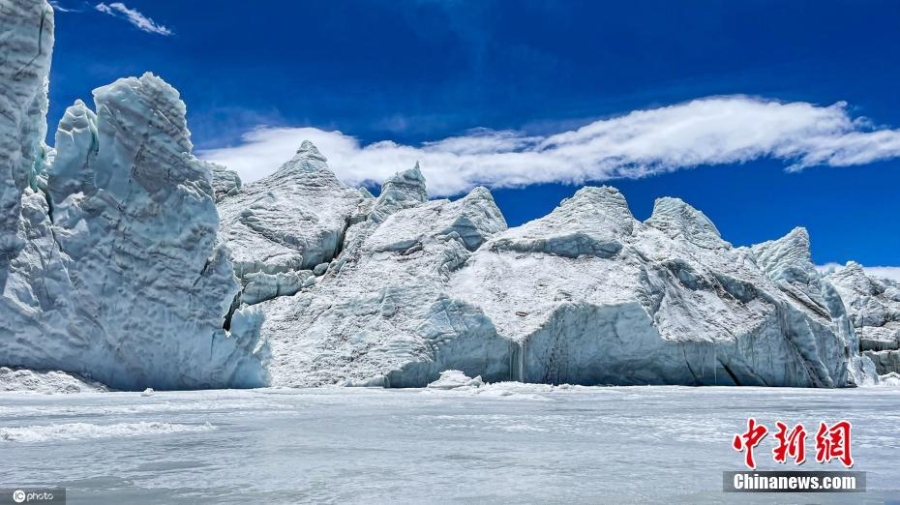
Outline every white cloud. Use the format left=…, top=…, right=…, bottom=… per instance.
left=95, top=2, right=172, bottom=36
left=817, top=263, right=900, bottom=283
left=50, top=1, right=79, bottom=13
left=864, top=267, right=900, bottom=283
left=199, top=95, right=900, bottom=197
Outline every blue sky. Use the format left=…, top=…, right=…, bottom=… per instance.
left=48, top=0, right=900, bottom=271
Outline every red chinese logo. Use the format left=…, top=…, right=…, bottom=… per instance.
left=772, top=421, right=806, bottom=464
left=733, top=419, right=853, bottom=469
left=815, top=421, right=853, bottom=468
left=732, top=418, right=768, bottom=469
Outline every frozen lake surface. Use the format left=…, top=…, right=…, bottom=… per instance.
left=1, top=385, right=899, bottom=504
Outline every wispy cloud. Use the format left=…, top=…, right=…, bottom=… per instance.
left=199, top=95, right=900, bottom=197
left=817, top=263, right=900, bottom=283
left=50, top=1, right=80, bottom=13
left=95, top=2, right=172, bottom=36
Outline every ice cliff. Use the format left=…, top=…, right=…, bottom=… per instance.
left=221, top=150, right=874, bottom=387
left=827, top=263, right=900, bottom=379
left=246, top=164, right=513, bottom=387
left=217, top=141, right=365, bottom=307
left=450, top=191, right=863, bottom=387
left=1, top=0, right=53, bottom=280
left=0, top=0, right=881, bottom=390
left=0, top=1, right=266, bottom=390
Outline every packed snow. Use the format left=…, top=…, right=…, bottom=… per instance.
left=0, top=421, right=215, bottom=443
left=2, top=387, right=899, bottom=504
left=426, top=370, right=484, bottom=389
left=880, top=372, right=900, bottom=386
left=0, top=368, right=107, bottom=394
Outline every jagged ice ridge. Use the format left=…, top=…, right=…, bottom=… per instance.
left=0, top=0, right=884, bottom=390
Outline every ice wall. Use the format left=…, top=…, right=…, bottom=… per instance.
left=0, top=0, right=53, bottom=284
left=452, top=190, right=856, bottom=387
left=0, top=1, right=267, bottom=389
left=1, top=0, right=884, bottom=390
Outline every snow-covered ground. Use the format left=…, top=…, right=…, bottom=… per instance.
left=0, top=368, right=107, bottom=394
left=1, top=386, right=898, bottom=504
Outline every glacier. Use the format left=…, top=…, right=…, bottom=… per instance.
left=252, top=161, right=513, bottom=387
left=451, top=190, right=861, bottom=387
left=231, top=154, right=875, bottom=387
left=216, top=141, right=366, bottom=308
left=827, top=263, right=900, bottom=379
left=0, top=0, right=885, bottom=391
left=0, top=1, right=266, bottom=390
